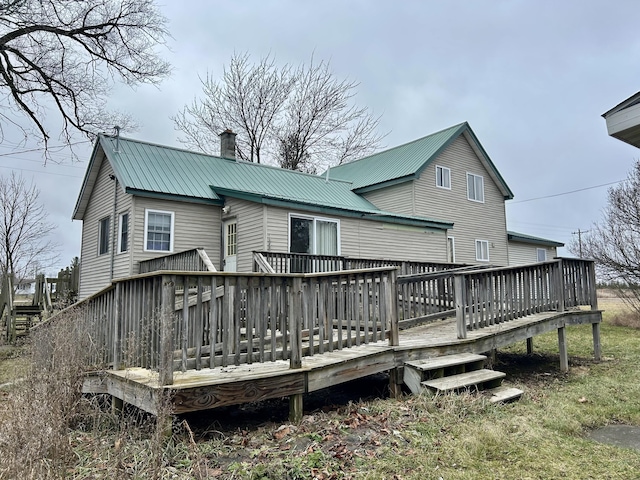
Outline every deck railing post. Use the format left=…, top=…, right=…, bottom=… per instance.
left=289, top=276, right=302, bottom=369
left=455, top=274, right=467, bottom=339
left=387, top=269, right=399, bottom=346
left=588, top=260, right=598, bottom=311
left=556, top=259, right=565, bottom=313
left=159, top=275, right=175, bottom=386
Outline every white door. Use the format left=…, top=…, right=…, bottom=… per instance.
left=223, top=220, right=237, bottom=272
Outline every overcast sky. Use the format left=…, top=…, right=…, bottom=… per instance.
left=3, top=0, right=640, bottom=273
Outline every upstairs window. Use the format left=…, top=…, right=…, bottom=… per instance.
left=98, top=217, right=110, bottom=255
left=476, top=239, right=489, bottom=262
left=118, top=212, right=129, bottom=253
left=467, top=173, right=484, bottom=203
left=436, top=165, right=451, bottom=189
left=144, top=209, right=174, bottom=252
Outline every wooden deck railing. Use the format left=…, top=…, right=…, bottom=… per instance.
left=254, top=251, right=467, bottom=275
left=69, top=267, right=398, bottom=385
left=454, top=258, right=598, bottom=339
left=138, top=248, right=217, bottom=274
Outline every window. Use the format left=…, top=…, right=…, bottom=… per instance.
left=537, top=248, right=547, bottom=262
left=226, top=221, right=237, bottom=256
left=436, top=165, right=451, bottom=189
left=289, top=215, right=339, bottom=255
left=118, top=212, right=129, bottom=253
left=447, top=236, right=456, bottom=263
left=476, top=239, right=489, bottom=262
left=467, top=173, right=484, bottom=202
left=98, top=217, right=110, bottom=255
left=144, top=209, right=174, bottom=252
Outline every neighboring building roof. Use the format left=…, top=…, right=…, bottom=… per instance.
left=507, top=231, right=564, bottom=248
left=602, top=91, right=640, bottom=149
left=326, top=122, right=514, bottom=199
left=73, top=135, right=453, bottom=230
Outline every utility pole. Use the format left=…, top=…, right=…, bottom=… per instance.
left=571, top=229, right=590, bottom=258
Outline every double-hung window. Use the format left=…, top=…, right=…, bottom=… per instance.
left=118, top=212, right=129, bottom=253
left=436, top=165, right=451, bottom=189
left=144, top=209, right=174, bottom=252
left=98, top=217, right=110, bottom=255
left=467, top=173, right=484, bottom=202
left=475, top=239, right=489, bottom=262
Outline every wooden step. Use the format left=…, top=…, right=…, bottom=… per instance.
left=405, top=353, right=486, bottom=372
left=485, top=385, right=523, bottom=404
left=404, top=353, right=488, bottom=394
left=422, top=369, right=506, bottom=393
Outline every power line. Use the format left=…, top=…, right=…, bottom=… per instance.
left=0, top=164, right=84, bottom=179
left=509, top=180, right=623, bottom=204
left=572, top=228, right=591, bottom=257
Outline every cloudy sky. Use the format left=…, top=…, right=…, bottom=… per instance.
left=3, top=0, right=640, bottom=273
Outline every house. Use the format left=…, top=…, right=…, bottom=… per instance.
left=602, top=91, right=640, bottom=149
left=507, top=231, right=563, bottom=265
left=73, top=122, right=562, bottom=299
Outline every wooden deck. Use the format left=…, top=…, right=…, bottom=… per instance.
left=83, top=308, right=602, bottom=416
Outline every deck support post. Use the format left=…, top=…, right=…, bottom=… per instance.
left=557, top=326, right=568, bottom=372
left=592, top=322, right=601, bottom=361
left=526, top=337, right=534, bottom=354
left=289, top=393, right=303, bottom=423
left=111, top=396, right=124, bottom=416
left=388, top=367, right=402, bottom=399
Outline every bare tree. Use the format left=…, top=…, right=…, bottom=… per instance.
left=570, top=160, right=640, bottom=314
left=173, top=53, right=385, bottom=171
left=0, top=172, right=59, bottom=288
left=174, top=53, right=293, bottom=163
left=0, top=0, right=170, bottom=154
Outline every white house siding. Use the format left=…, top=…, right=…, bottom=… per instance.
left=132, top=197, right=221, bottom=272
left=262, top=205, right=447, bottom=264
left=508, top=242, right=558, bottom=266
left=362, top=182, right=415, bottom=216
left=112, top=185, right=133, bottom=280
left=225, top=198, right=267, bottom=272
left=78, top=156, right=121, bottom=299
left=412, top=135, right=509, bottom=265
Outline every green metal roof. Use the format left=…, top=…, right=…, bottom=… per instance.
left=327, top=122, right=514, bottom=199
left=73, top=135, right=452, bottom=230
left=507, top=231, right=564, bottom=248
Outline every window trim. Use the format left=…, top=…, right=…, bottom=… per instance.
left=475, top=239, right=490, bottom=262
left=98, top=216, right=110, bottom=256
left=435, top=165, right=451, bottom=190
left=537, top=248, right=547, bottom=262
left=288, top=213, right=341, bottom=256
left=467, top=172, right=485, bottom=203
left=144, top=209, right=175, bottom=253
left=447, top=236, right=456, bottom=263
left=117, top=212, right=129, bottom=254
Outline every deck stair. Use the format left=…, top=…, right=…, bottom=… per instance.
left=403, top=353, right=523, bottom=403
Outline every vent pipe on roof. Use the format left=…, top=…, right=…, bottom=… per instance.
left=113, top=125, right=121, bottom=153
left=219, top=129, right=237, bottom=160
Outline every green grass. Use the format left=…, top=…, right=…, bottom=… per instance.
left=1, top=308, right=640, bottom=479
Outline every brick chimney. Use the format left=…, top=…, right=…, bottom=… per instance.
left=219, top=129, right=236, bottom=160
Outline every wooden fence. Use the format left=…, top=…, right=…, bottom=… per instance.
left=454, top=258, right=598, bottom=339
left=138, top=248, right=217, bottom=274
left=72, top=267, right=398, bottom=385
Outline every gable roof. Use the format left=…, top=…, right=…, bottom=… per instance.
left=326, top=122, right=514, bottom=199
left=507, top=231, right=564, bottom=248
left=602, top=91, right=640, bottom=118
left=73, top=135, right=453, bottom=230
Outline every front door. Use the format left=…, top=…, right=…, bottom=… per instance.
left=223, top=220, right=237, bottom=272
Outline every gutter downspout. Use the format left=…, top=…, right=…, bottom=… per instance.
left=110, top=176, right=117, bottom=282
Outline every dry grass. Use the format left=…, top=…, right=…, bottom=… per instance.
left=0, top=293, right=639, bottom=478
